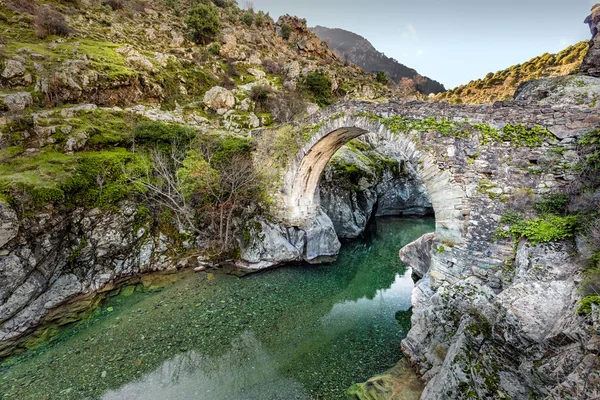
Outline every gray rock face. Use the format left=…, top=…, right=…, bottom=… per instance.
left=582, top=4, right=600, bottom=77
left=0, top=201, right=18, bottom=249
left=3, top=92, right=33, bottom=112
left=0, top=202, right=174, bottom=357
left=514, top=75, right=600, bottom=107
left=399, top=232, right=434, bottom=279
left=238, top=208, right=341, bottom=270
left=401, top=240, right=598, bottom=399
left=319, top=142, right=433, bottom=239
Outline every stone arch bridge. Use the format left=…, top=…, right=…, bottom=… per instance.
left=278, top=99, right=598, bottom=287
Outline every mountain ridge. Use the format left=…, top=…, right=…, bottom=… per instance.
left=311, top=25, right=446, bottom=95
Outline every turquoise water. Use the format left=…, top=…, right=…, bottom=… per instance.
left=0, top=217, right=434, bottom=400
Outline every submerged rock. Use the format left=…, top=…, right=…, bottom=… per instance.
left=347, top=358, right=424, bottom=400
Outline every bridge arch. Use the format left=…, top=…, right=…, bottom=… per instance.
left=281, top=113, right=466, bottom=246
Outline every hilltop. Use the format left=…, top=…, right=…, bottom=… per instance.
left=311, top=25, right=445, bottom=95
left=436, top=41, right=589, bottom=103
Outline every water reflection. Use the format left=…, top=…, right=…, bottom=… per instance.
left=101, top=331, right=311, bottom=400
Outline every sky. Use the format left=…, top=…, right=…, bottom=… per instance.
left=241, top=0, right=594, bottom=89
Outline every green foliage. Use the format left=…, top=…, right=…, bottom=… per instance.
left=61, top=149, right=143, bottom=208
left=255, top=11, right=265, bottom=27
left=576, top=295, right=600, bottom=315
left=476, top=123, right=550, bottom=147
left=207, top=42, right=221, bottom=55
left=496, top=214, right=579, bottom=245
left=535, top=193, right=568, bottom=215
left=133, top=121, right=196, bottom=148
left=304, top=72, right=332, bottom=107
left=579, top=128, right=600, bottom=173
left=186, top=3, right=221, bottom=45
left=281, top=23, right=292, bottom=40
left=375, top=70, right=388, bottom=84
left=240, top=11, right=254, bottom=26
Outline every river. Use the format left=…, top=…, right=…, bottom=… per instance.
left=0, top=216, right=434, bottom=400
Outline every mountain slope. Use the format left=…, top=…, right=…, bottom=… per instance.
left=311, top=25, right=445, bottom=95
left=436, top=41, right=589, bottom=103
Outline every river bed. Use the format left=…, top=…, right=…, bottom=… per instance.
left=0, top=217, right=434, bottom=400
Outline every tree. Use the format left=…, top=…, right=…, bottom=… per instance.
left=186, top=3, right=221, bottom=45
left=179, top=149, right=260, bottom=252
left=375, top=71, right=388, bottom=84
left=304, top=72, right=332, bottom=107
left=281, top=23, right=292, bottom=40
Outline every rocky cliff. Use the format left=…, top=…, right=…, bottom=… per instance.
left=319, top=139, right=432, bottom=239
left=582, top=4, right=600, bottom=77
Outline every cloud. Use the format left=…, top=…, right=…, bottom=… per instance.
left=416, top=49, right=425, bottom=57
left=400, top=24, right=418, bottom=42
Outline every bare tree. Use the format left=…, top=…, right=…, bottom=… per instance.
left=128, top=146, right=200, bottom=235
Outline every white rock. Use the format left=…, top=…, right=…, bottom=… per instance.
left=203, top=86, right=235, bottom=111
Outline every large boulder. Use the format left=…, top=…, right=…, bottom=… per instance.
left=238, top=209, right=341, bottom=270
left=582, top=4, right=600, bottom=76
left=3, top=92, right=33, bottom=112
left=399, top=232, right=434, bottom=278
left=514, top=75, right=600, bottom=107
left=1, top=60, right=25, bottom=80
left=203, top=86, right=235, bottom=113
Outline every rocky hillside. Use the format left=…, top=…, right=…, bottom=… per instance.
left=436, top=41, right=589, bottom=103
left=311, top=25, right=445, bottom=95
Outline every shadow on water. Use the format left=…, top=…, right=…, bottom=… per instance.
left=0, top=217, right=434, bottom=400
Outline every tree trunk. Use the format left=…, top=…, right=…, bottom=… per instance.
left=224, top=203, right=235, bottom=250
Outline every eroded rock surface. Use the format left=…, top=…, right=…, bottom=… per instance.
left=238, top=208, right=341, bottom=270
left=582, top=4, right=600, bottom=76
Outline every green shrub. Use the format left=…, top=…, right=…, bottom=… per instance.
left=211, top=0, right=229, bottom=7
left=240, top=11, right=254, bottom=26
left=186, top=3, right=221, bottom=45
left=249, top=84, right=272, bottom=111
left=535, top=193, right=568, bottom=215
left=497, top=214, right=579, bottom=245
left=304, top=72, right=332, bottom=107
left=281, top=23, right=292, bottom=40
left=208, top=42, right=221, bottom=55
left=576, top=295, right=600, bottom=315
left=255, top=10, right=265, bottom=26
left=375, top=71, right=388, bottom=84
left=133, top=121, right=197, bottom=148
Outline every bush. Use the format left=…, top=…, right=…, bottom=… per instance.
left=211, top=0, right=229, bottom=7
left=34, top=7, right=75, bottom=39
left=535, top=193, right=568, bottom=215
left=281, top=23, right=292, bottom=40
left=255, top=11, right=265, bottom=26
left=304, top=72, right=332, bottom=107
left=375, top=71, right=388, bottom=84
left=249, top=85, right=272, bottom=111
left=186, top=3, right=221, bottom=45
left=5, top=0, right=37, bottom=14
left=497, top=214, right=579, bottom=245
left=262, top=59, right=281, bottom=75
left=208, top=42, right=221, bottom=55
left=240, top=11, right=254, bottom=26
left=576, top=295, right=600, bottom=315
left=133, top=121, right=196, bottom=148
